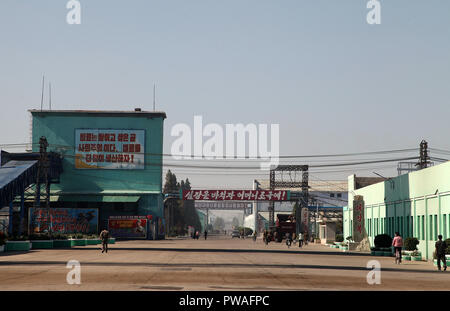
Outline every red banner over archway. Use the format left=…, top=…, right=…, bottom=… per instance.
left=182, top=190, right=290, bottom=201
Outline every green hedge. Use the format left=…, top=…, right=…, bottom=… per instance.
left=404, top=237, right=419, bottom=251
left=374, top=234, right=392, bottom=248
left=445, top=239, right=450, bottom=255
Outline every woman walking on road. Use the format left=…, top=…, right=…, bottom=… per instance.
left=99, top=228, right=110, bottom=254
left=392, top=232, right=403, bottom=264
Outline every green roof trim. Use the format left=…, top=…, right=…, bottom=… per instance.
left=53, top=195, right=141, bottom=203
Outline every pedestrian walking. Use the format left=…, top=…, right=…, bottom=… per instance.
left=435, top=235, right=447, bottom=271
left=263, top=230, right=268, bottom=245
left=252, top=231, right=257, bottom=242
left=204, top=230, right=208, bottom=240
left=286, top=232, right=292, bottom=248
left=99, top=228, right=110, bottom=253
left=392, top=232, right=403, bottom=264
left=298, top=232, right=304, bottom=247
left=304, top=232, right=308, bottom=246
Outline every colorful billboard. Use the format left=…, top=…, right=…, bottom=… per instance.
left=75, top=129, right=145, bottom=169
left=108, top=216, right=147, bottom=239
left=29, top=208, right=98, bottom=234
left=182, top=190, right=289, bottom=201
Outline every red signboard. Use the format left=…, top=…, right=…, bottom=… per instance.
left=182, top=190, right=289, bottom=201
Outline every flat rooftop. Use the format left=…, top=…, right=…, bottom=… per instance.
left=29, top=109, right=167, bottom=119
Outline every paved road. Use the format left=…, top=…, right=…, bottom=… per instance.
left=0, top=237, right=448, bottom=291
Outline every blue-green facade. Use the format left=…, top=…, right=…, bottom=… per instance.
left=30, top=110, right=166, bottom=235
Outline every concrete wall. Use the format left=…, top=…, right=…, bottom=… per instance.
left=320, top=222, right=336, bottom=244
left=344, top=161, right=450, bottom=260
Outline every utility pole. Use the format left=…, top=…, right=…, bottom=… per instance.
left=34, top=136, right=51, bottom=235
left=316, top=200, right=319, bottom=241
left=253, top=179, right=260, bottom=235
left=242, top=207, right=247, bottom=238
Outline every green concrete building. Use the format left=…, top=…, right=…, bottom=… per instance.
left=344, top=162, right=450, bottom=260
left=29, top=109, right=166, bottom=236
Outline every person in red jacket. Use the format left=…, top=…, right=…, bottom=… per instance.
left=392, top=232, right=403, bottom=264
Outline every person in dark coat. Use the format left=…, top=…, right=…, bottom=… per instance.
left=435, top=235, right=447, bottom=271
left=99, top=229, right=110, bottom=253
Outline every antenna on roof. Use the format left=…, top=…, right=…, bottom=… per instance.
left=49, top=82, right=52, bottom=110
left=153, top=83, right=156, bottom=111
left=40, top=75, right=45, bottom=111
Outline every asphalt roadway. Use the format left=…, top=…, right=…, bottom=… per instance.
left=0, top=235, right=449, bottom=291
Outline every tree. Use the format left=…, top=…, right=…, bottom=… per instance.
left=163, top=172, right=201, bottom=236
left=163, top=170, right=179, bottom=194
left=163, top=170, right=181, bottom=235
left=180, top=178, right=201, bottom=232
left=231, top=217, right=240, bottom=229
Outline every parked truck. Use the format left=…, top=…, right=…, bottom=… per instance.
left=274, top=214, right=296, bottom=242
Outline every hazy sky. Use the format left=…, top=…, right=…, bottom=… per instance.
left=1, top=1, right=449, bottom=188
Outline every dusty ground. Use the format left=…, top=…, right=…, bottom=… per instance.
left=0, top=236, right=448, bottom=291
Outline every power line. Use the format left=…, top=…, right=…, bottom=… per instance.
left=43, top=142, right=419, bottom=160
left=61, top=153, right=417, bottom=170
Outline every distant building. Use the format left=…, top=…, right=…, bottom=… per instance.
left=29, top=109, right=166, bottom=238
left=344, top=161, right=450, bottom=260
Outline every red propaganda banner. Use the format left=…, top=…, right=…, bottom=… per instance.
left=182, top=190, right=290, bottom=201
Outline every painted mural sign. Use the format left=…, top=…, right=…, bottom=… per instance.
left=353, top=195, right=365, bottom=242
left=75, top=129, right=145, bottom=169
left=108, top=216, right=147, bottom=239
left=29, top=208, right=98, bottom=234
left=182, top=190, right=289, bottom=201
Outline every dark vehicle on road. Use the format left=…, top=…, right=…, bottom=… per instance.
left=231, top=230, right=240, bottom=238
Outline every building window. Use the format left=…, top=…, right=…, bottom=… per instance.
left=337, top=193, right=342, bottom=198
left=406, top=216, right=409, bottom=237
left=330, top=193, right=335, bottom=198
left=422, top=215, right=425, bottom=240
left=434, top=215, right=437, bottom=240
left=416, top=216, right=420, bottom=239
left=444, top=215, right=447, bottom=239
left=429, top=215, right=433, bottom=240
